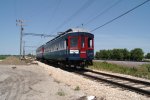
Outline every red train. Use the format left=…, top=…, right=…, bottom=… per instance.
left=36, top=28, right=94, bottom=68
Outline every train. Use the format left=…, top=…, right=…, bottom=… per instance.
left=36, top=28, right=94, bottom=68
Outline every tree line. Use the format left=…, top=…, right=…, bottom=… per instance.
left=95, top=48, right=150, bottom=61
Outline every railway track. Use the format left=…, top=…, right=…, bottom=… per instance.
left=42, top=61, right=150, bottom=96
left=74, top=69, right=150, bottom=96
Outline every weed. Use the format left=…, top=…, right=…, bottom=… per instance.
left=54, top=79, right=60, bottom=84
left=74, top=86, right=80, bottom=91
left=56, top=89, right=65, bottom=96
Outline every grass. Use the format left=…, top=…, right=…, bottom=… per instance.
left=56, top=89, right=65, bottom=96
left=89, top=62, right=150, bottom=80
left=54, top=79, right=60, bottom=84
left=74, top=86, right=80, bottom=91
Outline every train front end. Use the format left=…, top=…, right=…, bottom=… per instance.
left=67, top=30, right=94, bottom=67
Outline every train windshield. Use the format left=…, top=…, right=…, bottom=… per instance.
left=70, top=37, right=78, bottom=48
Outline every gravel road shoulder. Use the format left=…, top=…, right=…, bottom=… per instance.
left=0, top=64, right=85, bottom=100
left=37, top=61, right=149, bottom=100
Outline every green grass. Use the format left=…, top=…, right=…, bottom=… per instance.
left=89, top=62, right=150, bottom=80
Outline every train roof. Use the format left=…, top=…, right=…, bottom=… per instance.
left=46, top=28, right=91, bottom=44
left=36, top=44, right=44, bottom=50
left=65, top=28, right=89, bottom=33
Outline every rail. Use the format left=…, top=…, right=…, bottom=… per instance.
left=74, top=69, right=150, bottom=96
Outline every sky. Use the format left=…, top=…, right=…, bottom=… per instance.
left=0, top=0, right=150, bottom=55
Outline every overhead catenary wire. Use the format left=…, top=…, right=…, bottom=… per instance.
left=23, top=33, right=57, bottom=37
left=83, top=0, right=122, bottom=26
left=90, top=0, right=150, bottom=32
left=50, top=0, right=95, bottom=34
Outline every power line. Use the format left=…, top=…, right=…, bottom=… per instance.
left=83, top=0, right=122, bottom=26
left=25, top=46, right=37, bottom=48
left=90, top=0, right=150, bottom=32
left=51, top=0, right=95, bottom=34
left=23, top=33, right=57, bottom=37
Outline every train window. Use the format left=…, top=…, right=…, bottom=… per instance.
left=61, top=41, right=64, bottom=49
left=70, top=37, right=78, bottom=48
left=66, top=39, right=68, bottom=47
left=64, top=40, right=66, bottom=49
left=88, top=38, right=93, bottom=48
left=81, top=36, right=85, bottom=48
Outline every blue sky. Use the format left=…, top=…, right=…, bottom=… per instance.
left=0, top=0, right=150, bottom=55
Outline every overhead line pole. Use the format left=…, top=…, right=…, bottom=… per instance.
left=23, top=41, right=25, bottom=58
left=16, top=19, right=25, bottom=59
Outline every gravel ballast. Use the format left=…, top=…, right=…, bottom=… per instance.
left=37, top=61, right=149, bottom=100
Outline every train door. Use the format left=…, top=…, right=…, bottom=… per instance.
left=68, top=36, right=79, bottom=55
left=80, top=36, right=87, bottom=58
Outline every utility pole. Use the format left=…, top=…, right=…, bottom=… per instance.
left=16, top=20, right=56, bottom=59
left=16, top=20, right=25, bottom=59
left=23, top=41, right=25, bottom=59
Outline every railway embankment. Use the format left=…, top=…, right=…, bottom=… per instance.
left=0, top=56, right=149, bottom=99
left=37, top=61, right=149, bottom=100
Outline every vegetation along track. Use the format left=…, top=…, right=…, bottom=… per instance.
left=74, top=68, right=150, bottom=96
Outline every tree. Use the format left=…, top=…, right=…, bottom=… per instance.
left=130, top=48, right=144, bottom=61
left=99, top=50, right=111, bottom=60
left=112, top=49, right=124, bottom=60
left=145, top=53, right=150, bottom=59
left=122, top=48, right=130, bottom=60
left=95, top=52, right=100, bottom=59
left=107, top=50, right=112, bottom=60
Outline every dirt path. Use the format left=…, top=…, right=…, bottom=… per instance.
left=0, top=65, right=85, bottom=100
